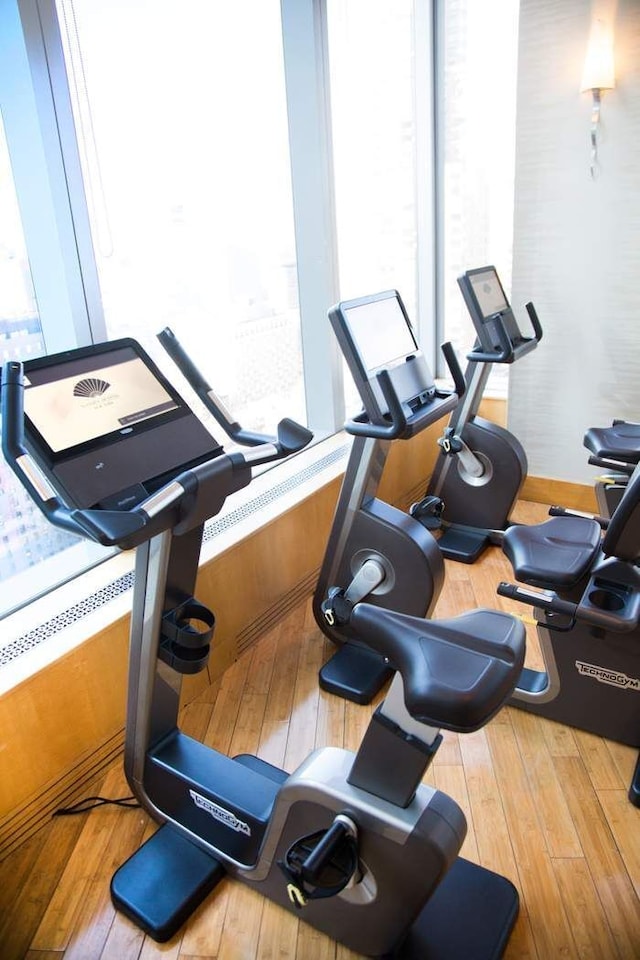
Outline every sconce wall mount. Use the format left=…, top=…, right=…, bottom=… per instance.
left=581, top=16, right=616, bottom=179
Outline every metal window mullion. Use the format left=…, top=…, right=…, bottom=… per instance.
left=280, top=0, right=344, bottom=436
left=413, top=0, right=438, bottom=372
left=432, top=0, right=447, bottom=376
left=9, top=0, right=105, bottom=349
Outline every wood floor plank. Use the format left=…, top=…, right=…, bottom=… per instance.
left=228, top=631, right=277, bottom=759
left=432, top=727, right=462, bottom=766
left=596, top=788, right=640, bottom=898
left=510, top=708, right=583, bottom=858
left=431, top=572, right=476, bottom=618
left=202, top=655, right=251, bottom=755
left=502, top=913, right=539, bottom=959
left=138, top=933, right=182, bottom=959
left=61, top=804, right=148, bottom=960
left=255, top=897, right=299, bottom=960
left=458, top=726, right=520, bottom=886
left=554, top=755, right=640, bottom=959
left=23, top=952, right=64, bottom=960
left=342, top=699, right=374, bottom=755
left=179, top=876, right=231, bottom=959
left=30, top=768, right=126, bottom=951
left=552, top=857, right=622, bottom=960
left=0, top=828, right=48, bottom=915
left=431, top=762, right=479, bottom=863
left=540, top=717, right=580, bottom=758
left=98, top=910, right=145, bottom=960
left=575, top=728, right=627, bottom=791
left=315, top=684, right=346, bottom=751
left=0, top=813, right=85, bottom=960
left=295, top=921, right=338, bottom=960
left=284, top=625, right=323, bottom=772
left=485, top=716, right=579, bottom=959
left=179, top=700, right=216, bottom=742
left=216, top=881, right=264, bottom=960
left=605, top=740, right=638, bottom=793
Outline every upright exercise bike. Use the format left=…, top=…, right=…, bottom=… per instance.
left=312, top=288, right=468, bottom=703
left=415, top=265, right=542, bottom=563
left=2, top=332, right=525, bottom=958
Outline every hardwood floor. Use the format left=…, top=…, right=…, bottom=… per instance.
left=1, top=505, right=639, bottom=959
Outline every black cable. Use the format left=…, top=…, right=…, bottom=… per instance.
left=53, top=795, right=140, bottom=816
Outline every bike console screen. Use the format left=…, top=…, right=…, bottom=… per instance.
left=330, top=290, right=436, bottom=423
left=24, top=348, right=178, bottom=455
left=20, top=339, right=222, bottom=509
left=459, top=266, right=525, bottom=354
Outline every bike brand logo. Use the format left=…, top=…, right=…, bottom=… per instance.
left=575, top=660, right=640, bottom=691
left=73, top=377, right=111, bottom=398
left=189, top=789, right=251, bottom=835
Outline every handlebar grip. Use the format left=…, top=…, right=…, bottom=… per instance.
left=497, top=581, right=578, bottom=618
left=441, top=341, right=466, bottom=398
left=158, top=327, right=212, bottom=395
left=345, top=369, right=408, bottom=440
left=467, top=316, right=514, bottom=363
left=1, top=360, right=26, bottom=462
left=525, top=302, right=543, bottom=342
left=159, top=326, right=280, bottom=448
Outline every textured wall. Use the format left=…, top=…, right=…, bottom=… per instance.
left=508, top=0, right=640, bottom=483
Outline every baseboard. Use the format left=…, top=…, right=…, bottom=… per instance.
left=521, top=475, right=598, bottom=512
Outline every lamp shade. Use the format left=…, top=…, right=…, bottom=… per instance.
left=581, top=17, right=615, bottom=91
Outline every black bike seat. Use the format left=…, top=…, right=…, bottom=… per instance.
left=350, top=603, right=525, bottom=733
left=584, top=422, right=640, bottom=465
left=503, top=516, right=601, bottom=590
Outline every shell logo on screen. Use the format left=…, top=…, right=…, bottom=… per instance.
left=72, top=378, right=111, bottom=398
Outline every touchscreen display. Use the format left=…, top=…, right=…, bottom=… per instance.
left=469, top=268, right=509, bottom=317
left=24, top=349, right=178, bottom=454
left=343, top=295, right=418, bottom=373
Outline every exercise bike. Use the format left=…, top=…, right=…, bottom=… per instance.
left=497, top=461, right=640, bottom=807
left=312, top=288, right=468, bottom=703
left=414, top=265, right=543, bottom=563
left=2, top=332, right=525, bottom=958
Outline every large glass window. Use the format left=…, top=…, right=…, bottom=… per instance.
left=1, top=0, right=521, bottom=624
left=328, top=0, right=417, bottom=309
left=438, top=0, right=520, bottom=362
left=327, top=0, right=419, bottom=412
left=57, top=0, right=304, bottom=434
left=0, top=110, right=108, bottom=619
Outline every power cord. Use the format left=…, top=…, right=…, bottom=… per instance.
left=53, top=795, right=140, bottom=816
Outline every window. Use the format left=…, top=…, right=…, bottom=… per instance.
left=0, top=0, right=520, bottom=623
left=57, top=0, right=305, bottom=435
left=327, top=0, right=422, bottom=413
left=437, top=0, right=520, bottom=364
left=0, top=109, right=107, bottom=619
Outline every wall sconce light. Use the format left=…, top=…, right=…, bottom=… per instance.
left=580, top=16, right=616, bottom=179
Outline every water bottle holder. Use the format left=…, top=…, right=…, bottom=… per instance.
left=159, top=598, right=215, bottom=674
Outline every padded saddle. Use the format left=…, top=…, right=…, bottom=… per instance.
left=502, top=516, right=601, bottom=591
left=584, top=421, right=640, bottom=465
left=350, top=603, right=525, bottom=733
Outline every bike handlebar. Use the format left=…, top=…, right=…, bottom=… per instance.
left=467, top=300, right=543, bottom=365
left=1, top=353, right=313, bottom=550
left=344, top=340, right=466, bottom=441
